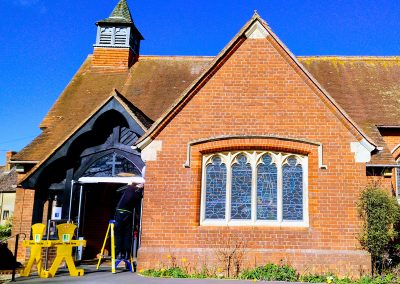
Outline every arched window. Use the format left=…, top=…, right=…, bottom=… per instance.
left=82, top=152, right=141, bottom=177
left=282, top=157, right=303, bottom=221
left=201, top=151, right=308, bottom=226
left=257, top=154, right=278, bottom=220
left=205, top=157, right=227, bottom=219
left=231, top=154, right=252, bottom=220
left=397, top=158, right=400, bottom=199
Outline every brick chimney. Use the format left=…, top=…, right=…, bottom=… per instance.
left=92, top=0, right=144, bottom=69
left=5, top=151, right=16, bottom=171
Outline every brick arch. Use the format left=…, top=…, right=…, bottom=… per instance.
left=185, top=135, right=321, bottom=170
left=392, top=144, right=400, bottom=161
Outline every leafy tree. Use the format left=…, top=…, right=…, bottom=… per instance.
left=358, top=185, right=400, bottom=274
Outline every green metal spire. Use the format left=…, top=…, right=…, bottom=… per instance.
left=109, top=0, right=133, bottom=23
left=97, top=0, right=134, bottom=25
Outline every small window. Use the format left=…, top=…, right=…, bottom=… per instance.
left=201, top=151, right=308, bottom=227
left=82, top=152, right=141, bottom=177
left=396, top=159, right=400, bottom=199
left=2, top=210, right=9, bottom=220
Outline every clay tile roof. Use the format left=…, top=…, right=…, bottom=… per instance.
left=0, top=168, right=17, bottom=192
left=12, top=55, right=212, bottom=163
left=97, top=0, right=133, bottom=25
left=299, top=56, right=400, bottom=164
left=121, top=56, right=213, bottom=121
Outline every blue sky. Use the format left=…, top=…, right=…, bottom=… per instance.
left=0, top=0, right=399, bottom=165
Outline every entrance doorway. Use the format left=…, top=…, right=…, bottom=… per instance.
left=70, top=181, right=143, bottom=261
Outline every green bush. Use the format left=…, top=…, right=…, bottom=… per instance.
left=140, top=263, right=400, bottom=283
left=0, top=218, right=12, bottom=241
left=141, top=267, right=189, bottom=278
left=240, top=263, right=297, bottom=281
left=358, top=185, right=400, bottom=273
left=354, top=274, right=395, bottom=284
left=299, top=273, right=331, bottom=283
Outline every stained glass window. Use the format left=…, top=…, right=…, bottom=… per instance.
left=257, top=155, right=278, bottom=220
left=397, top=166, right=400, bottom=197
left=231, top=155, right=252, bottom=220
left=83, top=152, right=141, bottom=177
left=205, top=157, right=227, bottom=219
left=202, top=151, right=307, bottom=226
left=282, top=157, right=303, bottom=221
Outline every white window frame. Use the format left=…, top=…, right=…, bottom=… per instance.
left=200, top=151, right=309, bottom=227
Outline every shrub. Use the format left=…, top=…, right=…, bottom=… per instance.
left=240, top=263, right=298, bottom=281
left=0, top=218, right=12, bottom=242
left=141, top=267, right=189, bottom=278
left=358, top=185, right=400, bottom=274
left=299, top=273, right=330, bottom=283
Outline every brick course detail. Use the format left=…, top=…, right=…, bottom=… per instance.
left=92, top=47, right=134, bottom=68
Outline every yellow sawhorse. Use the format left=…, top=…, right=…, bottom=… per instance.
left=97, top=220, right=117, bottom=273
left=42, top=223, right=86, bottom=278
left=96, top=220, right=134, bottom=273
left=20, top=223, right=51, bottom=277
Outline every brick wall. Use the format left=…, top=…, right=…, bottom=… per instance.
left=92, top=47, right=133, bottom=69
left=138, top=34, right=371, bottom=276
left=9, top=188, right=35, bottom=261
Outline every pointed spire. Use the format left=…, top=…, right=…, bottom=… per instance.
left=97, top=0, right=134, bottom=25
left=109, top=0, right=133, bottom=23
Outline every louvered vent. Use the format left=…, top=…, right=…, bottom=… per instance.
left=114, top=34, right=126, bottom=45
left=120, top=127, right=138, bottom=145
left=115, top=28, right=127, bottom=45
left=99, top=27, right=113, bottom=45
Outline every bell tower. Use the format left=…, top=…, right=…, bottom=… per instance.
left=92, top=0, right=144, bottom=69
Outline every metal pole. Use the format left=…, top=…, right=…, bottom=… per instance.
left=45, top=218, right=51, bottom=270
left=68, top=180, right=74, bottom=222
left=11, top=234, right=19, bottom=282
left=139, top=198, right=143, bottom=248
left=131, top=208, right=135, bottom=258
left=77, top=185, right=83, bottom=237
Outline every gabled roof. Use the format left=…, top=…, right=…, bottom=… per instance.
left=12, top=56, right=212, bottom=162
left=0, top=168, right=17, bottom=193
left=17, top=90, right=152, bottom=185
left=136, top=13, right=377, bottom=154
left=97, top=0, right=134, bottom=25
left=12, top=15, right=400, bottom=169
left=299, top=56, right=400, bottom=164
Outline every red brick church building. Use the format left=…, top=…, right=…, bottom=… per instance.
left=10, top=0, right=400, bottom=276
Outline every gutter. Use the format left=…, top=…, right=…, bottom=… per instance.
left=366, top=164, right=400, bottom=168
left=9, top=161, right=39, bottom=164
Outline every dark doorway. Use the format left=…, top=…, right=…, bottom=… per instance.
left=76, top=183, right=142, bottom=260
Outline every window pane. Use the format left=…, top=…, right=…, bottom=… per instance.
left=231, top=154, right=252, bottom=220
left=83, top=153, right=141, bottom=177
left=282, top=157, right=303, bottom=221
left=257, top=155, right=278, bottom=220
left=205, top=157, right=227, bottom=219
left=397, top=167, right=400, bottom=197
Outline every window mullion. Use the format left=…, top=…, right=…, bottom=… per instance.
left=226, top=154, right=232, bottom=224
left=200, top=155, right=207, bottom=224
left=277, top=156, right=283, bottom=223
left=251, top=154, right=257, bottom=224
left=112, top=27, right=116, bottom=45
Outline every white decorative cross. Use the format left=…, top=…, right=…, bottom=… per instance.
left=106, top=153, right=122, bottom=176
